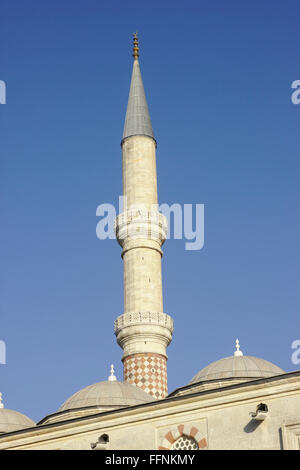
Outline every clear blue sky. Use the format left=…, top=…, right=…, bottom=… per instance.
left=0, top=0, right=299, bottom=422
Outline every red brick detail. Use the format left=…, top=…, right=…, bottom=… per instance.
left=198, top=437, right=208, bottom=449
left=190, top=426, right=198, bottom=437
left=165, top=431, right=175, bottom=444
left=123, top=353, right=168, bottom=399
left=159, top=424, right=208, bottom=450
left=177, top=424, right=184, bottom=435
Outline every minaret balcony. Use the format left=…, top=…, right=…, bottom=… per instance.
left=114, top=311, right=173, bottom=335
left=114, top=209, right=168, bottom=248
left=114, top=311, right=174, bottom=359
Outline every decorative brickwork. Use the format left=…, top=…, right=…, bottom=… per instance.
left=158, top=424, right=208, bottom=450
left=123, top=353, right=168, bottom=399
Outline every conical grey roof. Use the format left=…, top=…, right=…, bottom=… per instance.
left=122, top=59, right=155, bottom=143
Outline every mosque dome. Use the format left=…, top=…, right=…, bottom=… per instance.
left=189, top=340, right=284, bottom=385
left=190, top=355, right=284, bottom=384
left=38, top=365, right=154, bottom=425
left=59, top=379, right=153, bottom=412
left=0, top=394, right=35, bottom=434
left=0, top=409, right=35, bottom=434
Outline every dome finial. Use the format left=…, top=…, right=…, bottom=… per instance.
left=108, top=364, right=117, bottom=381
left=234, top=338, right=243, bottom=356
left=132, top=32, right=139, bottom=61
left=0, top=392, right=4, bottom=409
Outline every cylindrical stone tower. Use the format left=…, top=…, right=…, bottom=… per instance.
left=114, top=34, right=173, bottom=399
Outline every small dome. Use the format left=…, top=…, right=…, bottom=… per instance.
left=59, top=380, right=153, bottom=412
left=190, top=355, right=284, bottom=385
left=0, top=408, right=35, bottom=434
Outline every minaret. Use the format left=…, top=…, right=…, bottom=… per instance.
left=114, top=34, right=173, bottom=399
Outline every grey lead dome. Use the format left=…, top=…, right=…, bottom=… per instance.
left=0, top=408, right=35, bottom=434
left=59, top=380, right=153, bottom=412
left=189, top=355, right=285, bottom=384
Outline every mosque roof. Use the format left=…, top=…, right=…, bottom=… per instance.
left=59, top=365, right=153, bottom=412
left=0, top=394, right=35, bottom=434
left=189, top=340, right=285, bottom=385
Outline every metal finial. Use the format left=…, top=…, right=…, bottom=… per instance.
left=0, top=392, right=4, bottom=409
left=234, top=338, right=243, bottom=357
left=108, top=364, right=117, bottom=381
left=133, top=32, right=139, bottom=60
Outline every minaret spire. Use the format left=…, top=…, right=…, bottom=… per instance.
left=122, top=33, right=155, bottom=145
left=114, top=35, right=173, bottom=400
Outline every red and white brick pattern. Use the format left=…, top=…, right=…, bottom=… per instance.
left=123, top=353, right=168, bottom=399
left=158, top=424, right=208, bottom=450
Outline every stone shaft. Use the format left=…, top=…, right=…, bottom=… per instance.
left=115, top=134, right=173, bottom=399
